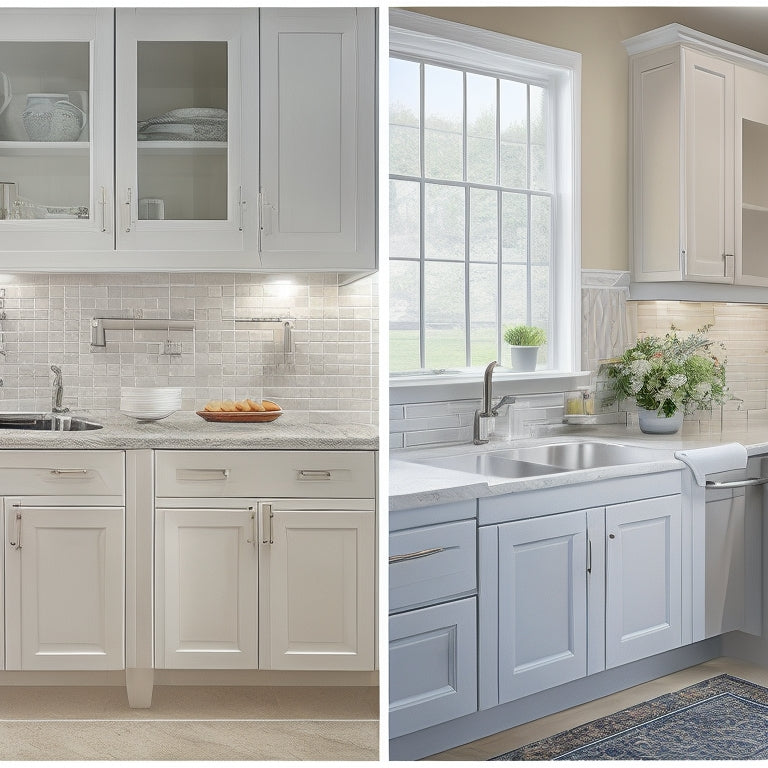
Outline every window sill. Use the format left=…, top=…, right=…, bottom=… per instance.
left=390, top=370, right=592, bottom=405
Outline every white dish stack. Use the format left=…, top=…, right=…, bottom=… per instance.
left=120, top=387, right=182, bottom=421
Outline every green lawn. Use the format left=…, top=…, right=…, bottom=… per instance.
left=390, top=328, right=498, bottom=371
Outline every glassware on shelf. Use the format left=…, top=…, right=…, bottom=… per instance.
left=22, top=94, right=87, bottom=142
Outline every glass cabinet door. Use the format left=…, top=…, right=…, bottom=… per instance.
left=115, top=9, right=257, bottom=259
left=0, top=9, right=114, bottom=255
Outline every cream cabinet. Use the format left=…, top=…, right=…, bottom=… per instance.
left=261, top=501, right=375, bottom=671
left=153, top=450, right=376, bottom=673
left=154, top=506, right=258, bottom=669
left=627, top=25, right=768, bottom=291
left=0, top=7, right=376, bottom=273
left=629, top=42, right=734, bottom=283
left=0, top=451, right=125, bottom=672
left=259, top=8, right=376, bottom=270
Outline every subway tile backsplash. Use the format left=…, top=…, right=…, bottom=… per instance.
left=0, top=271, right=378, bottom=424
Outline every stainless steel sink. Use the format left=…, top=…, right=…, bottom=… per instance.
left=488, top=441, right=671, bottom=470
left=0, top=413, right=103, bottom=431
left=414, top=453, right=567, bottom=479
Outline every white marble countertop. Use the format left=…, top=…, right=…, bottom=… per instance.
left=0, top=410, right=378, bottom=451
left=389, top=422, right=768, bottom=512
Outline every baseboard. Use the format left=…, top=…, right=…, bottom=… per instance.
left=390, top=638, right=721, bottom=761
left=0, top=669, right=378, bottom=688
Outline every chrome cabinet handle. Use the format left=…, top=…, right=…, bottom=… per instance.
left=245, top=506, right=255, bottom=546
left=98, top=186, right=107, bottom=233
left=176, top=469, right=230, bottom=481
left=389, top=546, right=448, bottom=564
left=238, top=186, right=245, bottom=232
left=261, top=503, right=273, bottom=545
left=122, top=187, right=132, bottom=233
left=706, top=476, right=768, bottom=489
left=724, top=253, right=735, bottom=279
left=50, top=468, right=88, bottom=476
left=297, top=470, right=332, bottom=480
left=9, top=509, right=21, bottom=550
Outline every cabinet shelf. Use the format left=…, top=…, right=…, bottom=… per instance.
left=0, top=140, right=89, bottom=157
left=136, top=141, right=227, bottom=155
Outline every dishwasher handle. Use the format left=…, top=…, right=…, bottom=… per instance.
left=705, top=476, right=768, bottom=489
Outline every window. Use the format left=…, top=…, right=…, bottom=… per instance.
left=389, top=12, right=581, bottom=380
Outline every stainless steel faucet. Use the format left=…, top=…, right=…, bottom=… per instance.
left=50, top=365, right=69, bottom=413
left=473, top=360, right=516, bottom=444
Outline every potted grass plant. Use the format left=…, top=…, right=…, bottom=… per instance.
left=503, top=325, right=546, bottom=372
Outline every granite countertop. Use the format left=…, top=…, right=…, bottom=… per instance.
left=0, top=410, right=378, bottom=451
left=389, top=423, right=768, bottom=512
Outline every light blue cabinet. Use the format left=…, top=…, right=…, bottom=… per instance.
left=389, top=597, right=477, bottom=738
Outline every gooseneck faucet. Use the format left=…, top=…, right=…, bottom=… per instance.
left=473, top=360, right=516, bottom=444
left=50, top=365, right=69, bottom=414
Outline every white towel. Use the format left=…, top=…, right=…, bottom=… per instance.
left=674, top=443, right=747, bottom=486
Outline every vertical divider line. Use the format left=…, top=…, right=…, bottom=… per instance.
left=496, top=77, right=503, bottom=363
left=464, top=71, right=471, bottom=367
left=526, top=85, right=533, bottom=327
left=419, top=62, right=426, bottom=369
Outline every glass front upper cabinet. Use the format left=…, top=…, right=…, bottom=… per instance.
left=115, top=9, right=257, bottom=255
left=0, top=9, right=114, bottom=252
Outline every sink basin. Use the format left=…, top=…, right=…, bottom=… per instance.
left=490, top=441, right=671, bottom=470
left=414, top=453, right=567, bottom=480
left=0, top=413, right=103, bottom=431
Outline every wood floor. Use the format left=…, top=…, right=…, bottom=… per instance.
left=427, top=656, right=768, bottom=760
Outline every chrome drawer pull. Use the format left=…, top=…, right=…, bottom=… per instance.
left=262, top=503, right=273, bottom=545
left=705, top=477, right=768, bottom=489
left=49, top=469, right=88, bottom=476
left=297, top=470, right=332, bottom=480
left=389, top=546, right=449, bottom=564
left=9, top=511, right=21, bottom=549
left=177, top=469, right=231, bottom=481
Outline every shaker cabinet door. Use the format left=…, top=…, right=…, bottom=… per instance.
left=262, top=506, right=375, bottom=671
left=258, top=8, right=376, bottom=270
left=5, top=504, right=124, bottom=671
left=155, top=507, right=258, bottom=669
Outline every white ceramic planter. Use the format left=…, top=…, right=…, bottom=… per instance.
left=508, top=345, right=539, bottom=372
left=637, top=407, right=683, bottom=435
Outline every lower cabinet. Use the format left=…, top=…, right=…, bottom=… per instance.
left=495, top=511, right=588, bottom=702
left=605, top=496, right=682, bottom=668
left=153, top=449, right=377, bottom=673
left=480, top=493, right=683, bottom=707
left=263, top=504, right=375, bottom=671
left=5, top=501, right=125, bottom=671
left=155, top=506, right=259, bottom=669
left=390, top=597, right=477, bottom=738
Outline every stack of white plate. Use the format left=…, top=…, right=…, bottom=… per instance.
left=120, top=387, right=182, bottom=421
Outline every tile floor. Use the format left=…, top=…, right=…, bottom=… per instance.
left=427, top=656, right=768, bottom=760
left=0, top=684, right=379, bottom=760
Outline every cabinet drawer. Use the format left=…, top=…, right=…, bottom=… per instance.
left=390, top=597, right=478, bottom=738
left=0, top=451, right=124, bottom=498
left=390, top=520, right=476, bottom=613
left=155, top=450, right=375, bottom=498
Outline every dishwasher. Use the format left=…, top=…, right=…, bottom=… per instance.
left=698, top=455, right=768, bottom=640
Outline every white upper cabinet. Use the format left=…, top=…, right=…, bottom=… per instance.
left=258, top=8, right=376, bottom=270
left=0, top=9, right=114, bottom=253
left=0, top=7, right=376, bottom=272
left=627, top=25, right=768, bottom=294
left=115, top=8, right=258, bottom=261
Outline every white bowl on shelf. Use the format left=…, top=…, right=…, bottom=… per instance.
left=120, top=387, right=182, bottom=421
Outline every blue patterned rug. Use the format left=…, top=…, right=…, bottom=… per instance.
left=492, top=674, right=768, bottom=760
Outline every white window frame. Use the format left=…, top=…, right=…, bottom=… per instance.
left=388, top=10, right=586, bottom=404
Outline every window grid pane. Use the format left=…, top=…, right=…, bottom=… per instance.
left=389, top=55, right=553, bottom=371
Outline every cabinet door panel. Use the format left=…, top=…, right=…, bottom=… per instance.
left=389, top=597, right=477, bottom=738
left=0, top=9, right=114, bottom=255
left=156, top=507, right=257, bottom=669
left=6, top=505, right=124, bottom=671
left=605, top=495, right=682, bottom=668
left=265, top=507, right=374, bottom=670
left=683, top=49, right=734, bottom=282
left=115, top=9, right=255, bottom=254
left=497, top=511, right=587, bottom=704
left=259, top=8, right=375, bottom=269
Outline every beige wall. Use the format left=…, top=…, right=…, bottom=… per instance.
left=403, top=6, right=768, bottom=271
